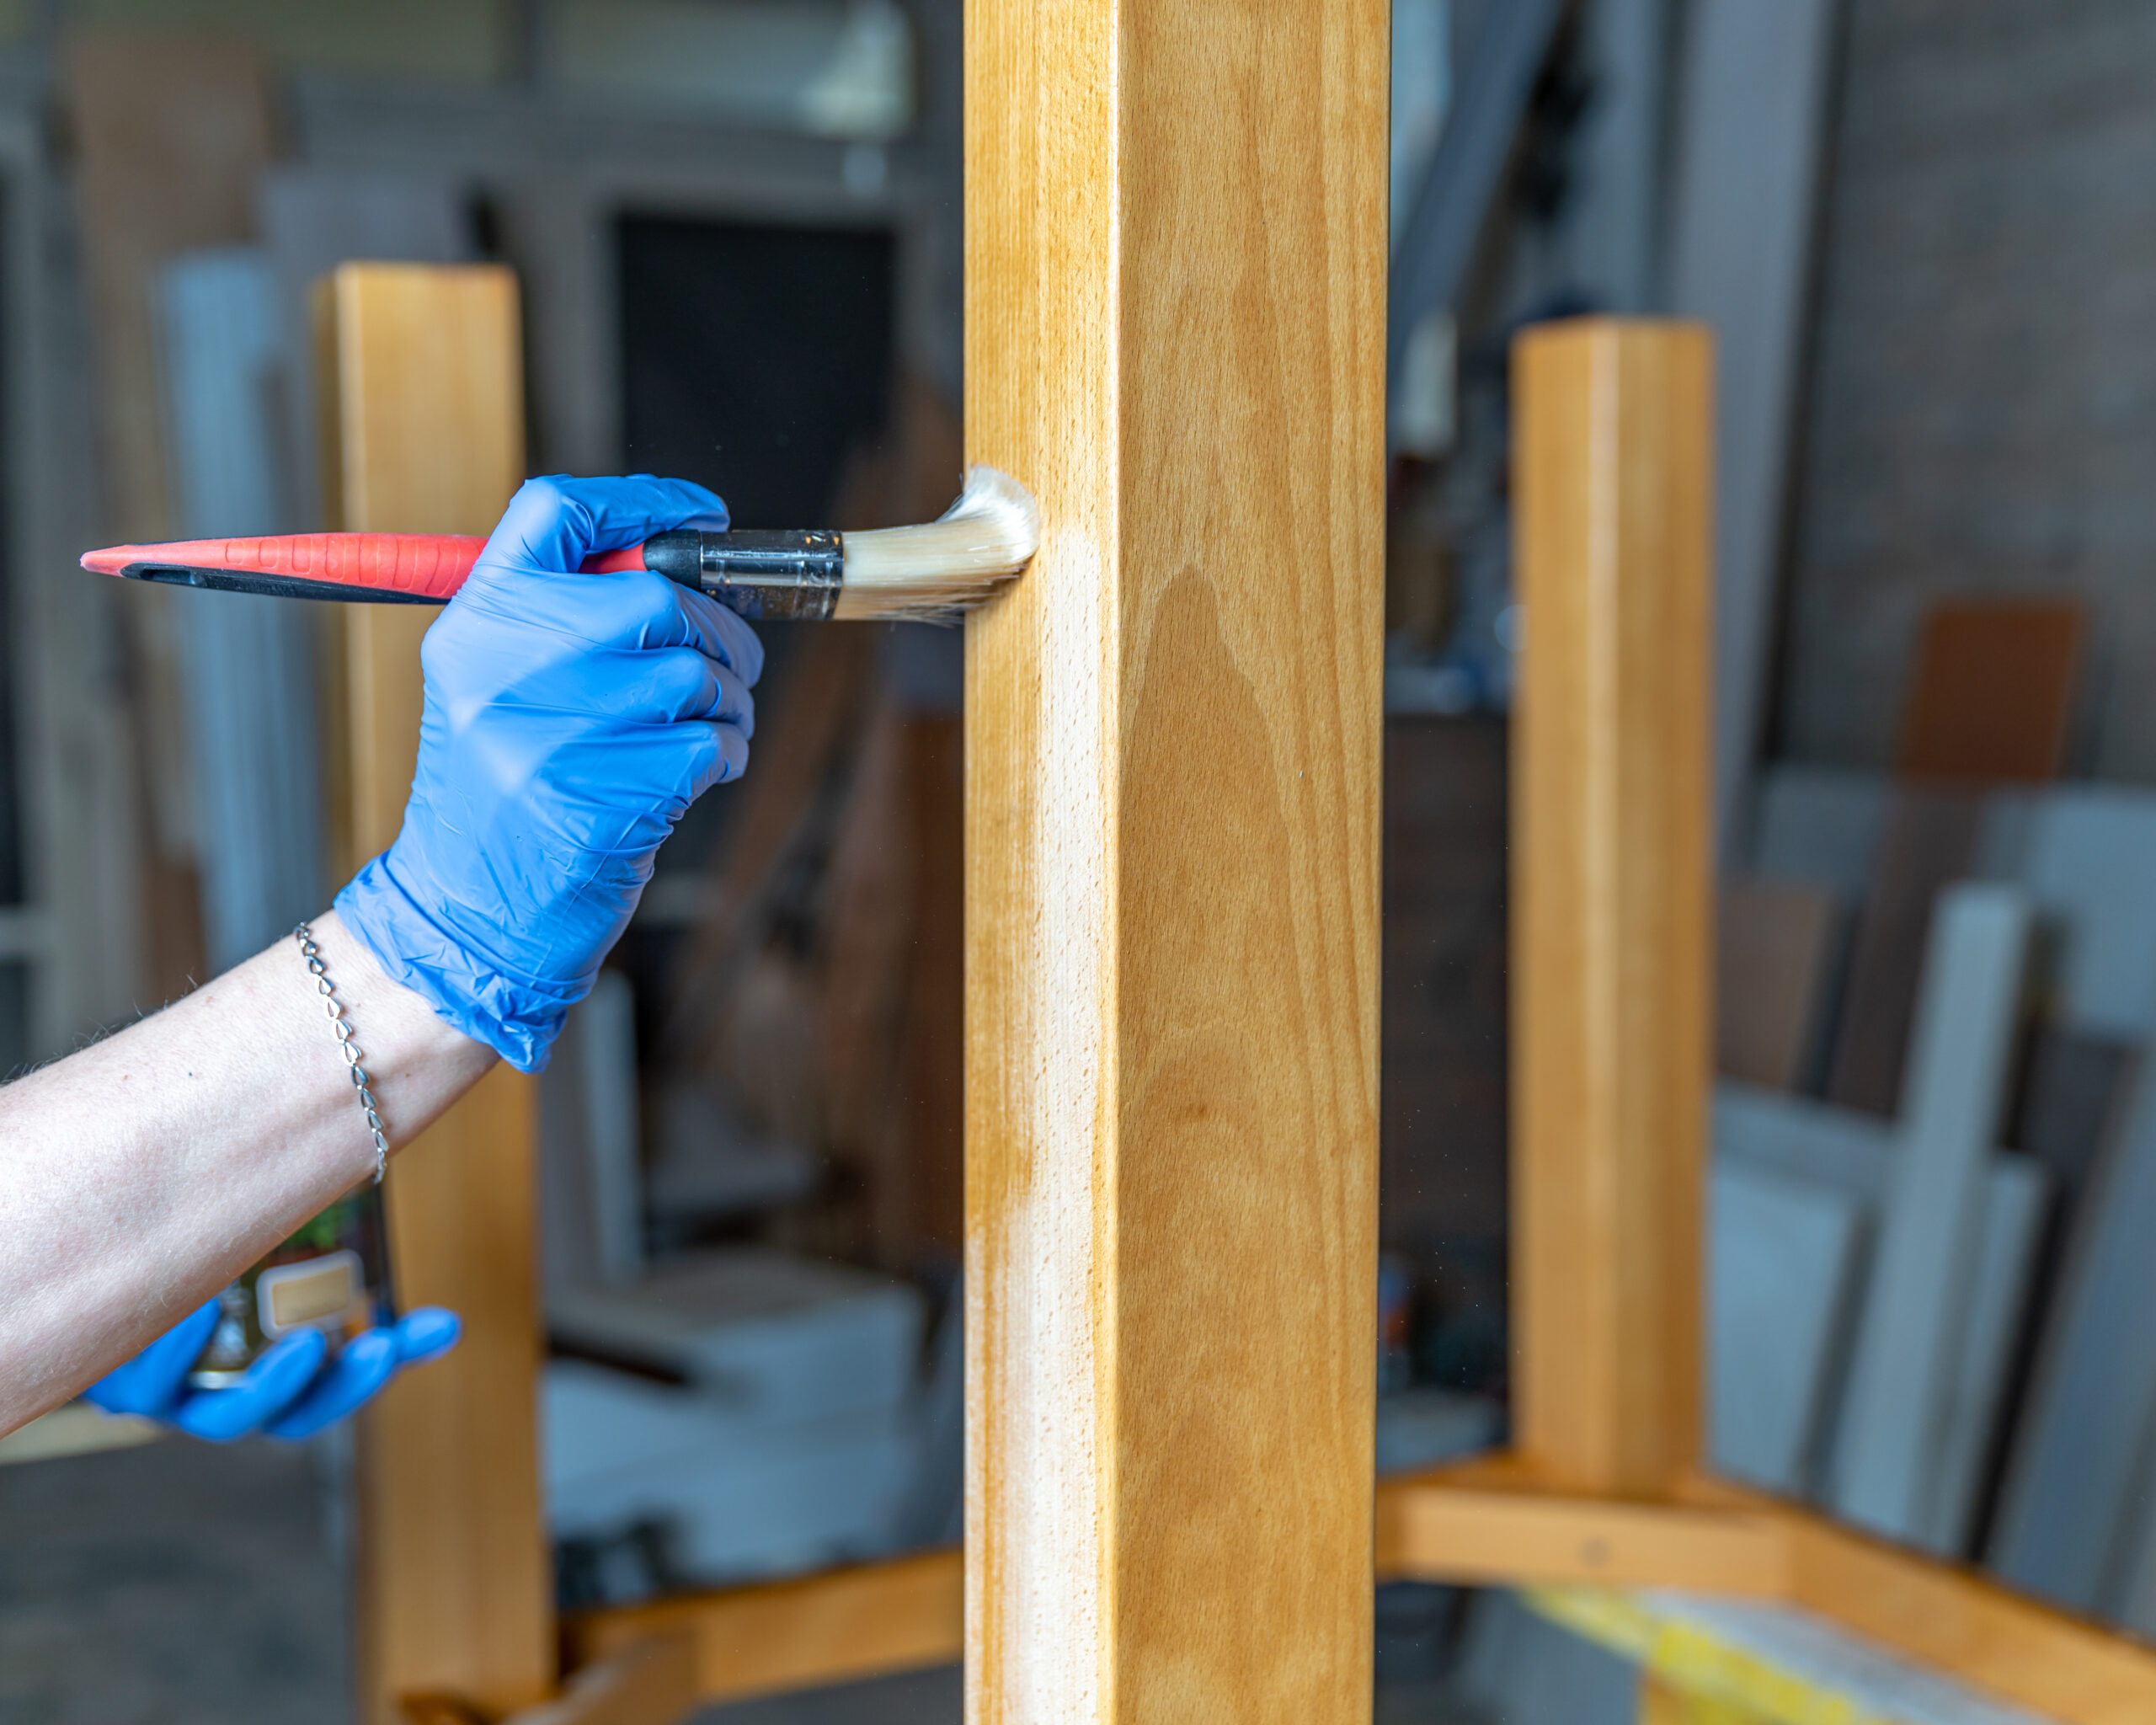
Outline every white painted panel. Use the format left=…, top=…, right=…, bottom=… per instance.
left=1991, top=1061, right=2156, bottom=1614
left=1830, top=886, right=2031, bottom=1541
left=1918, top=1153, right=2048, bottom=1557
left=1708, top=1161, right=1861, bottom=1493
left=1667, top=0, right=1839, bottom=857
left=156, top=248, right=326, bottom=972
left=1978, top=784, right=2156, bottom=1039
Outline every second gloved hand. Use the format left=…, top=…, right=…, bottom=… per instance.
left=83, top=1300, right=461, bottom=1442
left=336, top=475, right=761, bottom=1071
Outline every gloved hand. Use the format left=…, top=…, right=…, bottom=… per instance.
left=335, top=475, right=760, bottom=1071
left=83, top=1300, right=461, bottom=1441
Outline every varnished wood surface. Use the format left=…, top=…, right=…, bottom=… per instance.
left=963, top=0, right=1388, bottom=1717
left=1380, top=1476, right=1785, bottom=1597
left=568, top=1550, right=964, bottom=1707
left=556, top=1461, right=2156, bottom=1722
left=1511, top=321, right=1714, bottom=1496
left=323, top=264, right=551, bottom=1724
left=1674, top=1473, right=2156, bottom=1725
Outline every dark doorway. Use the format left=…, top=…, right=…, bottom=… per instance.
left=616, top=212, right=898, bottom=528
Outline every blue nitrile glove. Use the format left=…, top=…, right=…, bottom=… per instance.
left=334, top=475, right=760, bottom=1071
left=83, top=1300, right=461, bottom=1442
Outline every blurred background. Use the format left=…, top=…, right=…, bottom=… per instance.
left=1, top=0, right=2153, bottom=1721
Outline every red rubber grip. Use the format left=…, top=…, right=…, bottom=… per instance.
left=80, top=532, right=649, bottom=597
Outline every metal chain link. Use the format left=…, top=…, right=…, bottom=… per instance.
left=295, top=921, right=388, bottom=1185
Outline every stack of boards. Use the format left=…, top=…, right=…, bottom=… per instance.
left=1712, top=761, right=2156, bottom=1630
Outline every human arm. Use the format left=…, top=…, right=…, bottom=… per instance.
left=0, top=474, right=759, bottom=1437
left=0, top=912, right=489, bottom=1434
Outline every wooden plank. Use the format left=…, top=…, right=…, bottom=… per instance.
left=963, top=0, right=1387, bottom=1716
left=565, top=1550, right=963, bottom=1706
left=60, top=34, right=270, bottom=544
left=1980, top=786, right=2156, bottom=1040
left=320, top=264, right=552, bottom=1724
left=1778, top=1509, right=2156, bottom=1725
left=1825, top=787, right=1985, bottom=1116
left=1714, top=1079, right=1894, bottom=1200
left=1921, top=1153, right=2047, bottom=1557
left=1707, top=1160, right=1861, bottom=1495
left=156, top=248, right=327, bottom=973
left=1380, top=1477, right=1785, bottom=1597
left=1511, top=319, right=1712, bottom=1495
left=61, top=33, right=278, bottom=1007
left=1897, top=601, right=2085, bottom=784
left=549, top=1471, right=2156, bottom=1722
left=1663, top=0, right=1838, bottom=858
left=1434, top=1468, right=2156, bottom=1724
left=1716, top=873, right=1842, bottom=1092
left=1716, top=1080, right=2057, bottom=1529
left=1830, top=884, right=2031, bottom=1542
left=1991, top=1057, right=2156, bottom=1615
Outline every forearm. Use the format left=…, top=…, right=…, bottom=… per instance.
left=0, top=911, right=494, bottom=1432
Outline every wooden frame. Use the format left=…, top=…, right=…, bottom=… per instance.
left=555, top=315, right=2156, bottom=1725
left=322, top=29, right=2156, bottom=1725
left=958, top=0, right=1387, bottom=1717
left=318, top=264, right=552, bottom=1725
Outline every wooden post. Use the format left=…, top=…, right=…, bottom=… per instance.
left=962, top=1, right=1388, bottom=1718
left=1511, top=319, right=1714, bottom=1498
left=319, top=263, right=553, bottom=1722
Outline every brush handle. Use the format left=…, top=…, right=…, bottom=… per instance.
left=80, top=532, right=654, bottom=603
left=81, top=529, right=846, bottom=621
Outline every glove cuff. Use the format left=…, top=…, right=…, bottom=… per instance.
left=335, top=853, right=576, bottom=1072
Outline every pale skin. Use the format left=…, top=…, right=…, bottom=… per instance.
left=0, top=910, right=494, bottom=1435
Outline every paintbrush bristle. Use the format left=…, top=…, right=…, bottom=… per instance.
left=835, top=465, right=1039, bottom=622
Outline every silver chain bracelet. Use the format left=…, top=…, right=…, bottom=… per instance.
left=296, top=921, right=388, bottom=1185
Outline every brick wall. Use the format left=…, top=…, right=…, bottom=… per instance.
left=1780, top=0, right=2156, bottom=780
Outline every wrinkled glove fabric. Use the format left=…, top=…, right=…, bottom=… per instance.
left=335, top=474, right=760, bottom=1071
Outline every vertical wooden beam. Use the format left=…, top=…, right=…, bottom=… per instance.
left=963, top=3, right=1387, bottom=1720
left=1511, top=319, right=1714, bottom=1497
left=320, top=264, right=552, bottom=1722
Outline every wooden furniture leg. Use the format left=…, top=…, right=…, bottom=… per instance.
left=558, top=309, right=2156, bottom=1725
left=318, top=262, right=553, bottom=1724
left=962, top=0, right=1389, bottom=1718
left=1511, top=320, right=1714, bottom=1498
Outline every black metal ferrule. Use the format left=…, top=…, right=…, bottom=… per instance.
left=639, top=528, right=845, bottom=622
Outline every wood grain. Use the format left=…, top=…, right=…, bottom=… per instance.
left=1380, top=1475, right=1785, bottom=1596
left=321, top=264, right=552, bottom=1724
left=566, top=1550, right=963, bottom=1706
left=1512, top=321, right=1713, bottom=1495
left=963, top=0, right=1387, bottom=1717
left=541, top=1461, right=2156, bottom=1722
left=1779, top=1503, right=2156, bottom=1725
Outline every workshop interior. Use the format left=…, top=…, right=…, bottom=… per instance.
left=4, top=3, right=2156, bottom=1723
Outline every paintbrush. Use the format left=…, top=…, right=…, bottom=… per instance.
left=80, top=466, right=1038, bottom=622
